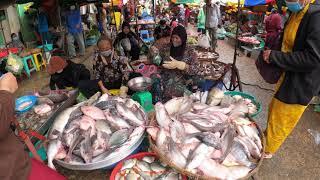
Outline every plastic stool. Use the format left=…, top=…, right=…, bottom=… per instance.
left=22, top=55, right=37, bottom=78
left=131, top=91, right=154, bottom=112
left=33, top=52, right=46, bottom=71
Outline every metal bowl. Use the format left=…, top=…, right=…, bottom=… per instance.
left=128, top=77, right=152, bottom=91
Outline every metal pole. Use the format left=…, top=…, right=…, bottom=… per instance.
left=228, top=0, right=242, bottom=92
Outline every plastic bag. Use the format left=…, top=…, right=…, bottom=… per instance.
left=198, top=34, right=210, bottom=49
left=6, top=52, right=23, bottom=75
left=308, top=129, right=320, bottom=145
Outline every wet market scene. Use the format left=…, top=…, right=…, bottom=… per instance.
left=0, top=0, right=320, bottom=179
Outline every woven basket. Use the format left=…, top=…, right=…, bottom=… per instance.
left=148, top=113, right=265, bottom=180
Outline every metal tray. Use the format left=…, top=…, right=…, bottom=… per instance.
left=55, top=132, right=145, bottom=170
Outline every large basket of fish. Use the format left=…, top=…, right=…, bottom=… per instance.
left=147, top=95, right=265, bottom=180
left=47, top=92, right=148, bottom=170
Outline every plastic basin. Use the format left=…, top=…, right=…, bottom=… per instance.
left=110, top=152, right=187, bottom=180
left=15, top=95, right=37, bottom=113
left=224, top=91, right=262, bottom=117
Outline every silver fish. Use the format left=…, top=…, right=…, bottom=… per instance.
left=142, top=156, right=155, bottom=163
left=49, top=107, right=77, bottom=140
left=169, top=119, right=185, bottom=143
left=46, top=93, right=68, bottom=103
left=150, top=162, right=166, bottom=173
left=168, top=138, right=187, bottom=169
left=186, top=143, right=210, bottom=171
left=68, top=154, right=84, bottom=165
left=76, top=92, right=101, bottom=107
left=116, top=103, right=144, bottom=126
left=223, top=140, right=257, bottom=169
left=96, top=120, right=112, bottom=135
left=219, top=126, right=236, bottom=162
left=242, top=125, right=262, bottom=150
left=189, top=132, right=222, bottom=149
left=109, top=129, right=131, bottom=147
left=125, top=172, right=140, bottom=180
left=156, top=128, right=168, bottom=149
left=80, top=127, right=93, bottom=163
left=47, top=139, right=63, bottom=169
left=95, top=100, right=117, bottom=110
left=104, top=110, right=131, bottom=130
left=81, top=106, right=106, bottom=120
left=69, top=107, right=83, bottom=121
left=155, top=102, right=172, bottom=130
left=121, top=159, right=137, bottom=170
left=92, top=147, right=118, bottom=163
left=64, top=129, right=83, bottom=162
left=136, top=160, right=151, bottom=172
left=92, top=130, right=110, bottom=151
left=237, top=136, right=261, bottom=159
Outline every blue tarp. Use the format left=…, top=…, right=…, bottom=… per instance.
left=244, top=0, right=273, bottom=6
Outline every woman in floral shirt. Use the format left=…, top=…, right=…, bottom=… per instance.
left=151, top=25, right=217, bottom=102
left=78, top=36, right=130, bottom=98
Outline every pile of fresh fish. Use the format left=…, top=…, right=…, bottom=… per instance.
left=115, top=155, right=184, bottom=180
left=47, top=93, right=147, bottom=170
left=16, top=90, right=70, bottom=130
left=202, top=88, right=258, bottom=116
left=147, top=96, right=263, bottom=179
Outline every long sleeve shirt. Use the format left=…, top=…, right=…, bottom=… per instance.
left=0, top=91, right=31, bottom=180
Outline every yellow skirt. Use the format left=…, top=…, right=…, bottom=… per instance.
left=265, top=74, right=307, bottom=153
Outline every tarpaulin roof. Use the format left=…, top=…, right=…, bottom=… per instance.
left=244, top=0, right=274, bottom=6
left=222, top=0, right=274, bottom=7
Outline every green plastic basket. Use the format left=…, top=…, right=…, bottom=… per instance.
left=224, top=91, right=262, bottom=117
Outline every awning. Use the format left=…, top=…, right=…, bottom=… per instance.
left=244, top=0, right=274, bottom=6
left=172, top=0, right=201, bottom=4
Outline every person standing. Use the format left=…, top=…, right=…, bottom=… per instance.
left=265, top=8, right=283, bottom=50
left=154, top=20, right=171, bottom=40
left=66, top=5, right=85, bottom=58
left=184, top=5, right=191, bottom=27
left=37, top=7, right=50, bottom=44
left=204, top=0, right=220, bottom=55
left=262, top=0, right=320, bottom=158
left=197, top=4, right=206, bottom=34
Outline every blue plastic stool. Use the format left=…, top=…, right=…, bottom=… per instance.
left=22, top=55, right=37, bottom=78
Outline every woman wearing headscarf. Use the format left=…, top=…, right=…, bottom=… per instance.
left=262, top=0, right=320, bottom=158
left=151, top=25, right=218, bottom=102
left=114, top=22, right=140, bottom=60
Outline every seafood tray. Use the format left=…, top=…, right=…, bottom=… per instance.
left=16, top=90, right=78, bottom=139
left=201, top=61, right=230, bottom=81
left=195, top=47, right=219, bottom=61
left=50, top=93, right=148, bottom=170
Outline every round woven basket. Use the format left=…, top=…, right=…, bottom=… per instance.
left=148, top=113, right=265, bottom=180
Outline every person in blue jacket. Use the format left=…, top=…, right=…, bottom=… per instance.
left=66, top=5, right=85, bottom=58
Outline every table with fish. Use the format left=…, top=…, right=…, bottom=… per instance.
left=16, top=90, right=78, bottom=138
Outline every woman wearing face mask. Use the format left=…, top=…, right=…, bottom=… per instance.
left=8, top=33, right=25, bottom=53
left=154, top=19, right=171, bottom=40
left=78, top=36, right=130, bottom=98
left=262, top=0, right=320, bottom=158
left=151, top=25, right=217, bottom=102
left=48, top=56, right=90, bottom=90
left=114, top=22, right=140, bottom=61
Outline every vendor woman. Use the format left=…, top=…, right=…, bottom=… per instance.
left=47, top=56, right=90, bottom=90
left=151, top=25, right=217, bottom=102
left=114, top=22, right=140, bottom=61
left=78, top=36, right=130, bottom=98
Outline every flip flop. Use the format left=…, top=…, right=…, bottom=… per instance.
left=263, top=153, right=273, bottom=159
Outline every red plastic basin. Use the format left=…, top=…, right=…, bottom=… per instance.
left=109, top=152, right=187, bottom=180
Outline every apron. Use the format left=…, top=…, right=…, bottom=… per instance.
left=265, top=0, right=314, bottom=154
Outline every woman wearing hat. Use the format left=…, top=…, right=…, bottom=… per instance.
left=47, top=56, right=90, bottom=90
left=262, top=0, right=320, bottom=158
left=151, top=25, right=219, bottom=102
